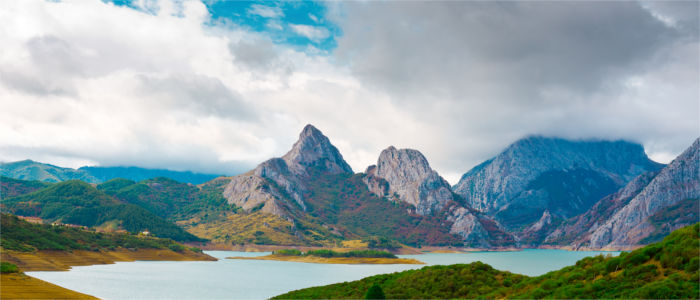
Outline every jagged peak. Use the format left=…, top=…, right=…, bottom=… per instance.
left=281, top=124, right=352, bottom=175
left=377, top=146, right=432, bottom=178
left=299, top=124, right=323, bottom=139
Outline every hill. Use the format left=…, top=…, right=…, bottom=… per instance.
left=0, top=160, right=98, bottom=183
left=0, top=213, right=192, bottom=253
left=0, top=181, right=203, bottom=242
left=1, top=176, right=49, bottom=198
left=275, top=223, right=700, bottom=299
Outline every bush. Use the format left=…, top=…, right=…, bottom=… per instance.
left=1, top=262, right=19, bottom=274
left=273, top=249, right=303, bottom=256
left=168, top=243, right=185, bottom=252
left=364, top=284, right=385, bottom=299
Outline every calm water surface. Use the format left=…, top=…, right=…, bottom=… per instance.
left=28, top=249, right=618, bottom=300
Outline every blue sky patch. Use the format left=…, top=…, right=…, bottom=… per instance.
left=103, top=0, right=341, bottom=52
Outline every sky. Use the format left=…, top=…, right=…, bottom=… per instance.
left=0, top=0, right=698, bottom=184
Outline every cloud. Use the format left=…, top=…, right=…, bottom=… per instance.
left=289, top=24, right=330, bottom=42
left=248, top=4, right=283, bottom=18
left=329, top=1, right=698, bottom=181
left=0, top=0, right=696, bottom=184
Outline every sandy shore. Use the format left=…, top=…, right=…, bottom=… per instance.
left=227, top=254, right=425, bottom=265
left=1, top=273, right=98, bottom=299
left=1, top=248, right=217, bottom=272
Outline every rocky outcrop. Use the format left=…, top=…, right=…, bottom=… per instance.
left=222, top=174, right=287, bottom=216
left=447, top=207, right=491, bottom=248
left=586, top=138, right=699, bottom=249
left=222, top=124, right=352, bottom=216
left=453, top=137, right=664, bottom=230
left=365, top=146, right=453, bottom=215
left=363, top=146, right=515, bottom=247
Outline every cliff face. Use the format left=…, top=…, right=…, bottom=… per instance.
left=365, top=147, right=453, bottom=216
left=586, top=138, right=699, bottom=248
left=453, top=137, right=663, bottom=231
left=222, top=125, right=353, bottom=217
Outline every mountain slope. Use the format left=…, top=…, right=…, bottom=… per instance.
left=80, top=166, right=219, bottom=185
left=0, top=180, right=202, bottom=242
left=585, top=138, right=699, bottom=248
left=276, top=223, right=700, bottom=299
left=453, top=137, right=663, bottom=235
left=98, top=177, right=232, bottom=222
left=1, top=176, right=49, bottom=198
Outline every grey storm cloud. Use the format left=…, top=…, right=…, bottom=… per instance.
left=329, top=1, right=699, bottom=177
left=335, top=1, right=676, bottom=101
left=135, top=74, right=258, bottom=121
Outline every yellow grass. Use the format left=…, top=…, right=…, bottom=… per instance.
left=226, top=254, right=425, bottom=265
left=184, top=211, right=336, bottom=247
left=1, top=273, right=97, bottom=299
left=340, top=240, right=368, bottom=248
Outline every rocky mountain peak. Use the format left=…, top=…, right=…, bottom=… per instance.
left=222, top=125, right=352, bottom=216
left=282, top=124, right=353, bottom=175
left=366, top=146, right=453, bottom=215
left=453, top=136, right=664, bottom=215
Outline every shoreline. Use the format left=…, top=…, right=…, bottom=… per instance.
left=1, top=248, right=217, bottom=272
left=1, top=273, right=98, bottom=299
left=227, top=254, right=425, bottom=265
left=198, top=243, right=637, bottom=254
left=0, top=248, right=217, bottom=299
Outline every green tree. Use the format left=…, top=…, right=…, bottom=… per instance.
left=364, top=284, right=385, bottom=299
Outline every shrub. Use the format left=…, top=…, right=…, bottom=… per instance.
left=273, top=249, right=303, bottom=256
left=0, top=262, right=19, bottom=274
left=364, top=284, right=385, bottom=299
left=168, top=243, right=185, bottom=252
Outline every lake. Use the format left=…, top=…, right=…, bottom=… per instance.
left=28, top=249, right=619, bottom=300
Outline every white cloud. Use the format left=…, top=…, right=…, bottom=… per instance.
left=289, top=24, right=330, bottom=42
left=0, top=0, right=696, bottom=185
left=248, top=4, right=283, bottom=18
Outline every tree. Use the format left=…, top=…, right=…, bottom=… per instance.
left=365, top=284, right=385, bottom=299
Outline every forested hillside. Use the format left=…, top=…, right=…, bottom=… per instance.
left=276, top=223, right=700, bottom=299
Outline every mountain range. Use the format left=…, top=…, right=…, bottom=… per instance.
left=0, top=160, right=220, bottom=184
left=1, top=125, right=697, bottom=250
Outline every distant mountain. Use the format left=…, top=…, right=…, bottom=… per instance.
left=0, top=160, right=99, bottom=183
left=80, top=166, right=220, bottom=185
left=0, top=160, right=221, bottom=184
left=0, top=180, right=203, bottom=242
left=453, top=137, right=664, bottom=238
